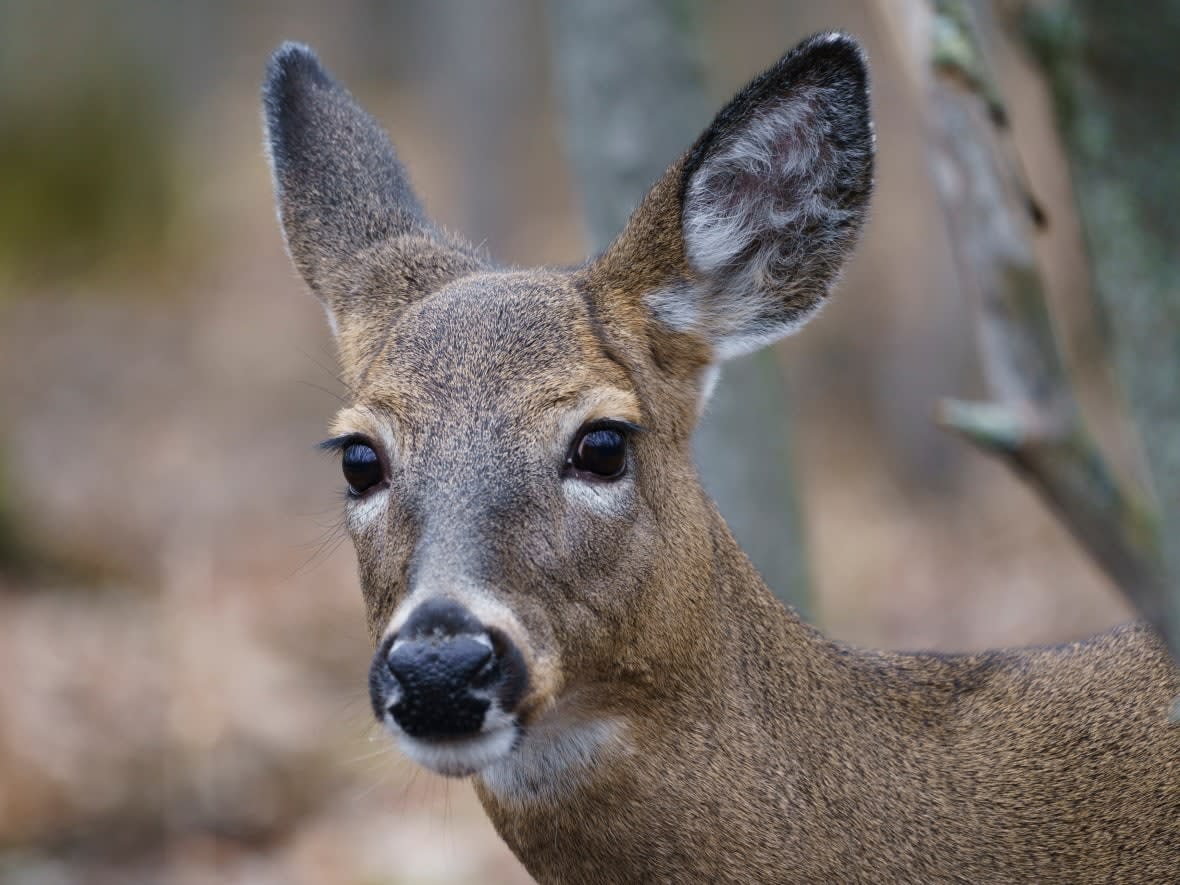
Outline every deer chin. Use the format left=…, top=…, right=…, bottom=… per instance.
left=477, top=704, right=628, bottom=805
left=388, top=705, right=521, bottom=778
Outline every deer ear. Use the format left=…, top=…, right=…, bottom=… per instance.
left=599, top=33, right=873, bottom=363
left=263, top=42, right=479, bottom=345
left=263, top=44, right=427, bottom=293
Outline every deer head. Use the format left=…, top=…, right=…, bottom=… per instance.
left=263, top=32, right=871, bottom=786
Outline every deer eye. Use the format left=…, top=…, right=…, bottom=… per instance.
left=342, top=442, right=383, bottom=494
left=568, top=425, right=628, bottom=480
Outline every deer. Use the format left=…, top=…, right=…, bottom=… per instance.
left=262, top=32, right=1180, bottom=884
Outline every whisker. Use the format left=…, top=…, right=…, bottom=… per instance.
left=297, top=347, right=357, bottom=397
left=344, top=743, right=400, bottom=767
left=288, top=527, right=350, bottom=579
left=296, top=379, right=350, bottom=405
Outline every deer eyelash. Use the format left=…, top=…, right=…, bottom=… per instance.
left=318, top=433, right=369, bottom=453
left=580, top=418, right=647, bottom=437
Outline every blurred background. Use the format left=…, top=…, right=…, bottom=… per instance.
left=0, top=0, right=1156, bottom=882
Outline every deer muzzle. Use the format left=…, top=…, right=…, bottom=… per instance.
left=369, top=597, right=529, bottom=775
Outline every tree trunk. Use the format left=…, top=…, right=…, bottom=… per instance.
left=880, top=0, right=1179, bottom=679
left=1018, top=1, right=1180, bottom=667
left=545, top=0, right=810, bottom=612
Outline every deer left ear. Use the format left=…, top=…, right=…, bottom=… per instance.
left=262, top=41, right=483, bottom=369
left=262, top=43, right=431, bottom=298
left=600, top=32, right=873, bottom=364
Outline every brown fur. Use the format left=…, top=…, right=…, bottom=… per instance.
left=264, top=35, right=1180, bottom=884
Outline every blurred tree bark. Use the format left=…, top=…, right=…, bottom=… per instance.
left=407, top=0, right=536, bottom=260
left=0, top=453, right=22, bottom=573
left=881, top=0, right=1180, bottom=674
left=1016, top=0, right=1180, bottom=669
left=546, top=0, right=811, bottom=613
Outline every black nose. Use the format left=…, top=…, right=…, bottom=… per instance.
left=388, top=636, right=492, bottom=692
left=376, top=598, right=498, bottom=739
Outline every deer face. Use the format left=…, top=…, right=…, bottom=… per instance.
left=264, top=34, right=871, bottom=783
left=329, top=270, right=666, bottom=776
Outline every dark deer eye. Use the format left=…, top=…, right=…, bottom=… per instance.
left=342, top=443, right=383, bottom=494
left=568, top=426, right=628, bottom=479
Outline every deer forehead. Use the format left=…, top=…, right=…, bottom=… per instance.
left=334, top=270, right=642, bottom=446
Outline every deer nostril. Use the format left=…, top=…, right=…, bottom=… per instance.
left=471, top=650, right=500, bottom=689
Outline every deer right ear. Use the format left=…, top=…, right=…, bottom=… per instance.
left=593, top=33, right=873, bottom=366
left=262, top=43, right=476, bottom=339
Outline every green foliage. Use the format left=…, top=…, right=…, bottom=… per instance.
left=1021, top=3, right=1090, bottom=160
left=930, top=0, right=1007, bottom=122
left=0, top=65, right=184, bottom=290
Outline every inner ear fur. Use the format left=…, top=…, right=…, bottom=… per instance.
left=590, top=32, right=874, bottom=370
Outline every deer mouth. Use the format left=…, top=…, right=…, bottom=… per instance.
left=391, top=705, right=522, bottom=777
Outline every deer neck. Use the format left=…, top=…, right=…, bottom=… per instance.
left=473, top=505, right=899, bottom=883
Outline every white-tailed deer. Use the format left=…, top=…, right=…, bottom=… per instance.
left=264, top=33, right=1180, bottom=883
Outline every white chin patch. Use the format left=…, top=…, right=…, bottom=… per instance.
left=479, top=715, right=626, bottom=804
left=387, top=708, right=518, bottom=778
